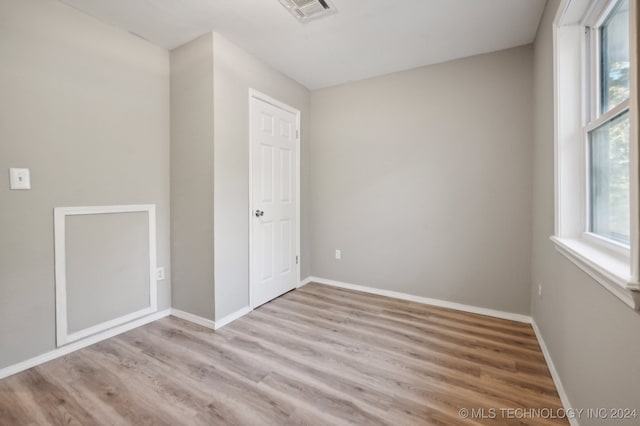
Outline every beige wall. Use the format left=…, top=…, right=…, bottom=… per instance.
left=0, top=0, right=171, bottom=369
left=531, top=1, right=640, bottom=422
left=170, top=34, right=215, bottom=320
left=212, top=33, right=311, bottom=320
left=309, top=46, right=534, bottom=315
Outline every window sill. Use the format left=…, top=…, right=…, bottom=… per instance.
left=550, top=236, right=640, bottom=310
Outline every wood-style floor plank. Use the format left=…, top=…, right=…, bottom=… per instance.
left=0, top=283, right=568, bottom=425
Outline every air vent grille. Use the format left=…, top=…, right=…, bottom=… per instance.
left=292, top=0, right=316, bottom=7
left=279, top=0, right=337, bottom=23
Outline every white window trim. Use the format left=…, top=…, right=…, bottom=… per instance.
left=552, top=0, right=640, bottom=310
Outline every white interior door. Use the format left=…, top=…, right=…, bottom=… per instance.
left=250, top=93, right=299, bottom=308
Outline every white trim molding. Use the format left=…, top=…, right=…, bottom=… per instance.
left=170, top=309, right=216, bottom=330
left=305, top=277, right=532, bottom=324
left=0, top=309, right=170, bottom=380
left=214, top=306, right=253, bottom=329
left=1, top=304, right=255, bottom=380
left=298, top=276, right=313, bottom=288
left=531, top=320, right=579, bottom=426
left=54, top=204, right=158, bottom=347
left=1, top=277, right=577, bottom=426
left=551, top=237, right=640, bottom=309
left=304, top=276, right=578, bottom=422
left=552, top=0, right=640, bottom=310
left=171, top=306, right=252, bottom=331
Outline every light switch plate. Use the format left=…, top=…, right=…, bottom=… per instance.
left=9, top=168, right=31, bottom=190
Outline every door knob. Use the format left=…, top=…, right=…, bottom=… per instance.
left=255, top=210, right=264, bottom=217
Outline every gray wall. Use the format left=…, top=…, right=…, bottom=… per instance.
left=212, top=33, right=311, bottom=320
left=531, top=1, right=640, bottom=422
left=170, top=34, right=215, bottom=320
left=309, top=46, right=534, bottom=315
left=0, top=0, right=171, bottom=369
left=170, top=33, right=310, bottom=321
left=7, top=6, right=639, bottom=419
left=66, top=212, right=150, bottom=333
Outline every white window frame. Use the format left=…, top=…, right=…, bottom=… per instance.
left=552, top=0, right=640, bottom=309
left=585, top=0, right=631, bottom=247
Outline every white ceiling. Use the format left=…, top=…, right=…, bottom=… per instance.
left=59, top=0, right=546, bottom=90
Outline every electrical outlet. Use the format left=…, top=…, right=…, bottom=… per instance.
left=335, top=249, right=341, bottom=260
left=538, top=283, right=542, bottom=297
left=156, top=267, right=166, bottom=281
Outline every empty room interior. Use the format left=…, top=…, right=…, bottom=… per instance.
left=2, top=0, right=640, bottom=424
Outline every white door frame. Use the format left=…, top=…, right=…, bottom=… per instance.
left=248, top=88, right=301, bottom=309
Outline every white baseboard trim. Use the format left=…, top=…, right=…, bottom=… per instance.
left=214, top=306, right=252, bottom=329
left=306, top=276, right=532, bottom=324
left=170, top=309, right=216, bottom=330
left=531, top=320, right=578, bottom=426
left=171, top=306, right=252, bottom=331
left=0, top=304, right=257, bottom=380
left=298, top=276, right=313, bottom=288
left=0, top=308, right=171, bottom=380
left=1, top=285, right=574, bottom=426
left=306, top=277, right=577, bottom=422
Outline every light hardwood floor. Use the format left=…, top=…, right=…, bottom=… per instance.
left=0, top=283, right=567, bottom=425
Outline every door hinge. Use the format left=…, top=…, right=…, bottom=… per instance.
left=296, top=129, right=300, bottom=139
left=296, top=255, right=299, bottom=265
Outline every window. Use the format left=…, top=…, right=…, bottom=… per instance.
left=587, top=0, right=630, bottom=246
left=552, top=0, right=640, bottom=309
left=599, top=0, right=630, bottom=113
left=588, top=111, right=630, bottom=244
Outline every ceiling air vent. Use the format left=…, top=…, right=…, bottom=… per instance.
left=279, top=0, right=337, bottom=23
